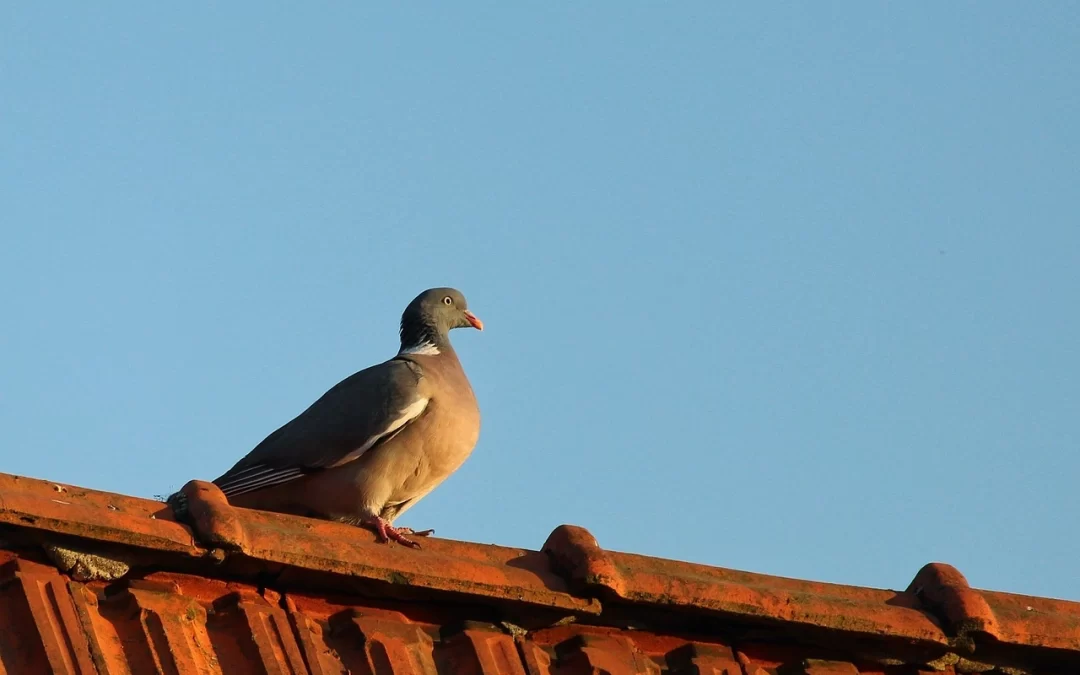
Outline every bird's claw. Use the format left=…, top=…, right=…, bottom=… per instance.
left=365, top=517, right=431, bottom=549
left=394, top=527, right=434, bottom=537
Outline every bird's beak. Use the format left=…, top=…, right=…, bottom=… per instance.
left=463, top=310, right=484, bottom=331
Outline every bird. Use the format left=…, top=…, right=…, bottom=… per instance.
left=211, top=287, right=483, bottom=548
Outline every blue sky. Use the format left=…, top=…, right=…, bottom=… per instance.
left=2, top=4, right=1077, bottom=600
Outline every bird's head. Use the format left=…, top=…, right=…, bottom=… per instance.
left=399, top=287, right=482, bottom=353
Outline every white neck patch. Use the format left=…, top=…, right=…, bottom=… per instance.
left=399, top=341, right=440, bottom=356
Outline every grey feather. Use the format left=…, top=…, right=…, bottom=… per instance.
left=214, top=357, right=427, bottom=497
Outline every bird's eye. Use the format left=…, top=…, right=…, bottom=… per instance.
left=443, top=296, right=453, bottom=305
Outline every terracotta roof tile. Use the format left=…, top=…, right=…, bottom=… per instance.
left=0, top=471, right=1076, bottom=674
left=0, top=473, right=198, bottom=555
left=544, top=524, right=947, bottom=647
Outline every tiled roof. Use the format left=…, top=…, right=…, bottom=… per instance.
left=0, top=472, right=1076, bottom=674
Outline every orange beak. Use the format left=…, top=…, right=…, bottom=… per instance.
left=463, top=310, right=484, bottom=331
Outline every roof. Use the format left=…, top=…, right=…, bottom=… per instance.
left=0, top=471, right=1076, bottom=675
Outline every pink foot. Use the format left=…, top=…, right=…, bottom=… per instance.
left=363, top=517, right=431, bottom=548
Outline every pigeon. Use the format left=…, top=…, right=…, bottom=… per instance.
left=212, top=287, right=483, bottom=548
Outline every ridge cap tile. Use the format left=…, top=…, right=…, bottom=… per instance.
left=2, top=470, right=1080, bottom=675
left=909, top=562, right=1080, bottom=653
left=545, top=523, right=948, bottom=647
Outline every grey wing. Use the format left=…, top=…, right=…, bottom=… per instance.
left=214, top=358, right=428, bottom=498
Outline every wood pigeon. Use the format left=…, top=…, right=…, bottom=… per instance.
left=212, top=287, right=483, bottom=548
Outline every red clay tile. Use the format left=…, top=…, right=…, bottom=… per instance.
left=664, top=643, right=743, bottom=674
left=173, top=479, right=600, bottom=615
left=1, top=471, right=1078, bottom=674
left=544, top=524, right=947, bottom=647
left=439, top=622, right=527, bottom=675
left=908, top=562, right=1080, bottom=655
left=798, top=659, right=860, bottom=675
left=907, top=562, right=998, bottom=638
left=0, top=557, right=97, bottom=674
left=0, top=473, right=198, bottom=555
left=978, top=588, right=1080, bottom=652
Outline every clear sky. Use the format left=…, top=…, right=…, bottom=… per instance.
left=2, top=5, right=1077, bottom=601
